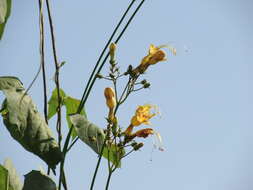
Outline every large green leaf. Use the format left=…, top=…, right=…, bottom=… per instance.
left=69, top=114, right=124, bottom=167
left=48, top=88, right=86, bottom=139
left=0, top=0, right=11, bottom=40
left=23, top=170, right=56, bottom=190
left=0, top=165, right=8, bottom=190
left=0, top=76, right=62, bottom=169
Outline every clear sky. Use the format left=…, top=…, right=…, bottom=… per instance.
left=0, top=0, right=252, bottom=189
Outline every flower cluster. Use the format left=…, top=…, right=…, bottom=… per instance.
left=101, top=43, right=171, bottom=165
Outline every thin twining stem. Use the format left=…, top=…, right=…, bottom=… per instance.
left=89, top=2, right=147, bottom=189
left=38, top=0, right=48, bottom=124
left=79, top=0, right=146, bottom=112
left=77, top=0, right=137, bottom=114
left=67, top=0, right=143, bottom=153
left=45, top=0, right=63, bottom=149
left=67, top=0, right=146, bottom=155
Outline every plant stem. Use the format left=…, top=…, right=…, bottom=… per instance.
left=81, top=0, right=146, bottom=112
left=67, top=0, right=146, bottom=154
left=38, top=0, right=48, bottom=125
left=67, top=0, right=139, bottom=156
left=121, top=149, right=135, bottom=159
left=77, top=0, right=137, bottom=113
left=61, top=1, right=146, bottom=189
left=89, top=137, right=107, bottom=190
left=105, top=171, right=113, bottom=190
left=45, top=0, right=62, bottom=149
left=45, top=0, right=65, bottom=188
left=58, top=126, right=73, bottom=190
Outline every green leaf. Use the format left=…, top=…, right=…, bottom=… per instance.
left=69, top=114, right=124, bottom=167
left=0, top=0, right=11, bottom=40
left=0, top=0, right=7, bottom=23
left=23, top=170, right=56, bottom=190
left=0, top=76, right=62, bottom=169
left=47, top=88, right=66, bottom=120
left=63, top=96, right=86, bottom=139
left=103, top=144, right=124, bottom=168
left=0, top=165, right=8, bottom=190
left=48, top=88, right=86, bottom=139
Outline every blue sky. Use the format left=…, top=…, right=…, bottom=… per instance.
left=0, top=0, right=252, bottom=189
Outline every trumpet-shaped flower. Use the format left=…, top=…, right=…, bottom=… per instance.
left=133, top=44, right=168, bottom=74
left=131, top=104, right=155, bottom=127
left=141, top=44, right=167, bottom=66
left=125, top=104, right=156, bottom=136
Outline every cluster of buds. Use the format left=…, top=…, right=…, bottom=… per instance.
left=141, top=79, right=150, bottom=89
left=131, top=142, right=144, bottom=151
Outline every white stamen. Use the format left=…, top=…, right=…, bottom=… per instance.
left=153, top=131, right=164, bottom=151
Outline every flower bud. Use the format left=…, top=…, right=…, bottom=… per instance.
left=109, top=43, right=117, bottom=59
left=148, top=49, right=166, bottom=65
left=109, top=73, right=115, bottom=79
left=143, top=83, right=150, bottom=88
left=131, top=142, right=138, bottom=147
left=133, top=143, right=144, bottom=151
left=134, top=128, right=154, bottom=138
left=141, top=79, right=147, bottom=85
left=104, top=87, right=116, bottom=109
left=96, top=73, right=103, bottom=79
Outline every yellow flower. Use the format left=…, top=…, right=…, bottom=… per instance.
left=132, top=44, right=168, bottom=75
left=141, top=44, right=167, bottom=66
left=131, top=104, right=155, bottom=126
left=124, top=104, right=156, bottom=136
